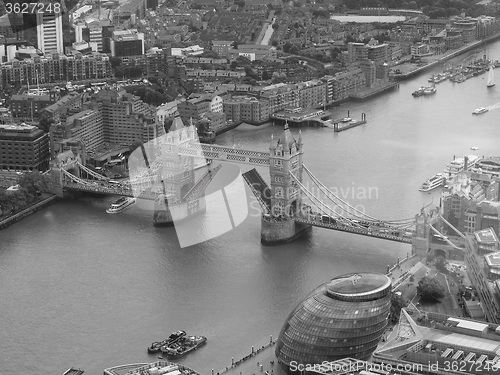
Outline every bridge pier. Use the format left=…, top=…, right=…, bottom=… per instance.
left=261, top=217, right=312, bottom=245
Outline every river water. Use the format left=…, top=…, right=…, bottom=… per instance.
left=2, top=41, right=500, bottom=375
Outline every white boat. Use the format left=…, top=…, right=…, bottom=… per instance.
left=487, top=65, right=495, bottom=87
left=472, top=107, right=488, bottom=115
left=419, top=173, right=446, bottom=192
left=106, top=197, right=136, bottom=213
left=470, top=146, right=479, bottom=150
left=422, top=85, right=436, bottom=95
left=444, top=155, right=481, bottom=180
left=341, top=117, right=352, bottom=122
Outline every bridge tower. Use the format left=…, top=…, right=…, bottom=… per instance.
left=153, top=118, right=197, bottom=226
left=261, top=123, right=311, bottom=244
left=48, top=150, right=82, bottom=197
left=411, top=208, right=435, bottom=257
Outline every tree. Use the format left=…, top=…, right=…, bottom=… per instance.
left=435, top=256, right=448, bottom=273
left=19, top=172, right=49, bottom=195
left=272, top=23, right=279, bottom=30
left=262, top=71, right=271, bottom=80
left=201, top=50, right=220, bottom=59
left=37, top=113, right=55, bottom=133
left=109, top=57, right=122, bottom=68
left=271, top=40, right=278, bottom=47
left=389, top=292, right=407, bottom=323
left=417, top=277, right=445, bottom=301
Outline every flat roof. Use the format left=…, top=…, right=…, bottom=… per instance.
left=485, top=252, right=500, bottom=267
left=447, top=317, right=488, bottom=332
left=474, top=227, right=500, bottom=244
left=327, top=273, right=391, bottom=296
left=425, top=329, right=500, bottom=355
left=0, top=123, right=37, bottom=131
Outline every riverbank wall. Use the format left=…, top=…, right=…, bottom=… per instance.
left=391, top=32, right=500, bottom=80
left=0, top=195, right=57, bottom=230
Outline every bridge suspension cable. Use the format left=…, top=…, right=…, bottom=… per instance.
left=290, top=172, right=364, bottom=228
left=302, top=164, right=383, bottom=221
left=302, top=164, right=416, bottom=227
left=76, top=162, right=108, bottom=181
left=61, top=169, right=93, bottom=185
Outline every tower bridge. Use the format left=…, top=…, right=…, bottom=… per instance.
left=46, top=119, right=447, bottom=251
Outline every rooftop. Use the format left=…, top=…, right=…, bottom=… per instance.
left=326, top=273, right=391, bottom=297
left=485, top=252, right=500, bottom=267
left=446, top=317, right=488, bottom=332
left=0, top=122, right=37, bottom=132
left=474, top=227, right=500, bottom=244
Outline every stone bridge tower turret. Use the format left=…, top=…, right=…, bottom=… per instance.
left=261, top=123, right=311, bottom=245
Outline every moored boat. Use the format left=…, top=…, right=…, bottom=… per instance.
left=412, top=87, right=425, bottom=97
left=487, top=65, right=495, bottom=87
left=148, top=330, right=186, bottom=353
left=422, top=85, right=436, bottom=95
left=106, top=197, right=136, bottom=213
left=160, top=335, right=207, bottom=358
left=444, top=155, right=481, bottom=180
left=419, top=173, right=445, bottom=192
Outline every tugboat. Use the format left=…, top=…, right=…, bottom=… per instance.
left=147, top=330, right=186, bottom=354
left=160, top=335, right=207, bottom=358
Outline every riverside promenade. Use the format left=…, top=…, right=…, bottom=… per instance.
left=390, top=31, right=500, bottom=80
left=0, top=194, right=57, bottom=229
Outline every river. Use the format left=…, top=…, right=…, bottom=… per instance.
left=2, top=40, right=500, bottom=375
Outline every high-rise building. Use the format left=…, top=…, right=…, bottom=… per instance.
left=36, top=6, right=64, bottom=54
left=110, top=29, right=144, bottom=57
left=275, top=273, right=392, bottom=373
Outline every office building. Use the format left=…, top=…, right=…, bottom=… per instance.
left=372, top=309, right=500, bottom=374
left=110, top=29, right=144, bottom=57
left=275, top=273, right=392, bottom=373
left=36, top=7, right=64, bottom=54
left=50, top=109, right=104, bottom=155
left=0, top=123, right=49, bottom=171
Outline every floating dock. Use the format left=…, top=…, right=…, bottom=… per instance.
left=333, top=119, right=367, bottom=132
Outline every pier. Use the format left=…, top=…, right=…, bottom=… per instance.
left=332, top=113, right=367, bottom=132
left=215, top=337, right=277, bottom=375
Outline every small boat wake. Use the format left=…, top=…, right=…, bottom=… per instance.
left=487, top=102, right=500, bottom=111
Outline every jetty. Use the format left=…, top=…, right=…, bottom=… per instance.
left=214, top=336, right=277, bottom=375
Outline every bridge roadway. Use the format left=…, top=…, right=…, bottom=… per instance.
left=176, top=143, right=270, bottom=166
left=295, top=216, right=413, bottom=244
left=63, top=181, right=163, bottom=200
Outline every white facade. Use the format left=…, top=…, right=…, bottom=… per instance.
left=6, top=45, right=16, bottom=62
left=37, top=12, right=64, bottom=54
left=209, top=96, right=223, bottom=113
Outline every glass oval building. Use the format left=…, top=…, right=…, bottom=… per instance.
left=275, top=273, right=392, bottom=373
